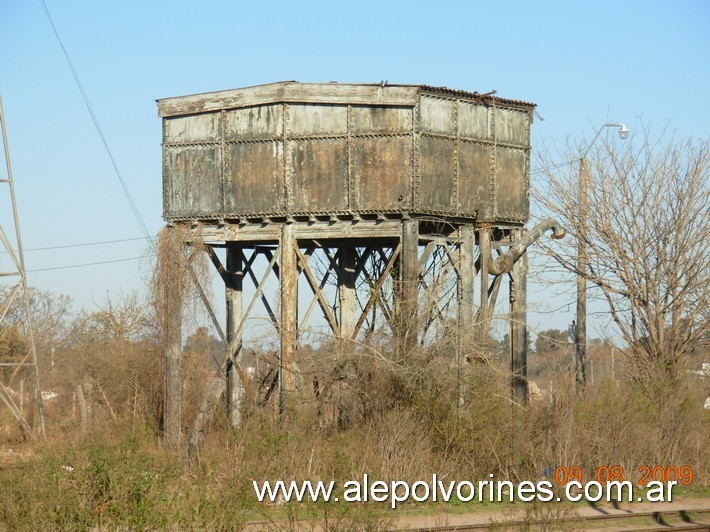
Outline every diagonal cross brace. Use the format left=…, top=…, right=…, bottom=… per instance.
left=188, top=248, right=280, bottom=456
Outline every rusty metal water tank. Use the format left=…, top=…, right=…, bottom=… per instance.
left=157, top=82, right=535, bottom=224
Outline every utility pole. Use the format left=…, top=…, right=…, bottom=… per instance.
left=575, top=123, right=628, bottom=395
left=575, top=157, right=588, bottom=393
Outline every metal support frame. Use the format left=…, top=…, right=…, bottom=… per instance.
left=164, top=215, right=539, bottom=452
left=187, top=247, right=280, bottom=455
left=477, top=224, right=491, bottom=342
left=510, top=228, right=528, bottom=405
left=457, top=224, right=476, bottom=408
left=338, top=246, right=357, bottom=342
left=399, top=218, right=419, bottom=355
left=0, top=96, right=46, bottom=440
left=226, top=245, right=243, bottom=428
left=164, top=265, right=183, bottom=448
left=280, top=224, right=297, bottom=413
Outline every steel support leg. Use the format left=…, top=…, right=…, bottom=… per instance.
left=510, top=228, right=529, bottom=405
left=280, top=223, right=297, bottom=414
left=339, top=245, right=357, bottom=341
left=400, top=219, right=419, bottom=355
left=164, top=261, right=183, bottom=448
left=477, top=224, right=491, bottom=342
left=458, top=224, right=475, bottom=408
left=226, top=245, right=243, bottom=429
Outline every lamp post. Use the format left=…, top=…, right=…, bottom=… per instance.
left=575, top=123, right=628, bottom=394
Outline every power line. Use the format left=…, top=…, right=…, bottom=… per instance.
left=530, top=160, right=575, bottom=175
left=35, top=3, right=216, bottom=345
left=38, top=0, right=155, bottom=251
left=1, top=235, right=153, bottom=254
left=27, top=255, right=148, bottom=273
left=33, top=2, right=221, bottom=341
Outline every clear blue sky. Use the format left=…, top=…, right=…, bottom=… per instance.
left=1, top=0, right=708, bottom=337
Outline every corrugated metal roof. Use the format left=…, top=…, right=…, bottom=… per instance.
left=417, top=85, right=536, bottom=108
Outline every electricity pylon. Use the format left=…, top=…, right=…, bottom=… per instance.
left=0, top=95, right=46, bottom=440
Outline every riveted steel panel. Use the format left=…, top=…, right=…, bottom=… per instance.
left=419, top=136, right=455, bottom=210
left=495, top=147, right=528, bottom=219
left=495, top=108, right=529, bottom=146
left=351, top=106, right=412, bottom=134
left=224, top=105, right=283, bottom=141
left=291, top=139, right=348, bottom=211
left=458, top=141, right=490, bottom=213
left=458, top=102, right=490, bottom=140
left=164, top=113, right=220, bottom=143
left=351, top=136, right=412, bottom=210
left=159, top=82, right=534, bottom=223
left=289, top=104, right=348, bottom=137
left=419, top=96, right=454, bottom=135
left=224, top=141, right=283, bottom=213
left=164, top=145, right=222, bottom=216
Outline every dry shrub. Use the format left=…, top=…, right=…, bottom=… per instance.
left=2, top=263, right=707, bottom=527
left=255, top=330, right=709, bottom=492
left=549, top=376, right=709, bottom=484
left=151, top=226, right=189, bottom=322
left=151, top=224, right=214, bottom=340
left=151, top=224, right=215, bottom=436
left=363, top=409, right=435, bottom=483
left=0, top=430, right=253, bottom=529
left=1, top=331, right=707, bottom=528
left=239, top=322, right=708, bottom=485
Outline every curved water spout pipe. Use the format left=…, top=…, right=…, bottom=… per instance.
left=487, top=218, right=565, bottom=275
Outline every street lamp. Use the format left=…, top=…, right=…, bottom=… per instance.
left=575, top=123, right=628, bottom=394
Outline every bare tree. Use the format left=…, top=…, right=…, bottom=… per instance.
left=534, top=129, right=709, bottom=388
left=0, top=286, right=74, bottom=384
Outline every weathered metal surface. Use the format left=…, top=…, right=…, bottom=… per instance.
left=225, top=141, right=283, bottom=213
left=351, top=136, right=412, bottom=210
left=351, top=105, right=412, bottom=134
left=280, top=224, right=297, bottom=410
left=477, top=225, right=491, bottom=341
left=158, top=83, right=420, bottom=117
left=164, top=112, right=220, bottom=142
left=338, top=246, right=357, bottom=340
left=225, top=104, right=283, bottom=140
left=159, top=82, right=534, bottom=225
left=495, top=152, right=529, bottom=222
left=487, top=218, right=565, bottom=275
left=399, top=219, right=419, bottom=352
left=510, top=228, right=529, bottom=405
left=419, top=135, right=455, bottom=210
left=225, top=246, right=243, bottom=429
left=419, top=96, right=455, bottom=134
left=164, top=271, right=182, bottom=448
left=458, top=141, right=490, bottom=214
left=164, top=145, right=222, bottom=217
left=291, top=139, right=348, bottom=211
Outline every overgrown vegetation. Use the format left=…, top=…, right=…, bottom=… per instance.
left=0, top=306, right=707, bottom=529
left=535, top=131, right=709, bottom=388
left=1, top=129, right=708, bottom=528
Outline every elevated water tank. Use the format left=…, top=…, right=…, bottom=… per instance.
left=157, top=82, right=535, bottom=224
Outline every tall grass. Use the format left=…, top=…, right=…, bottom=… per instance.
left=1, top=342, right=707, bottom=529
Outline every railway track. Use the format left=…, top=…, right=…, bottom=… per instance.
left=406, top=507, right=710, bottom=531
